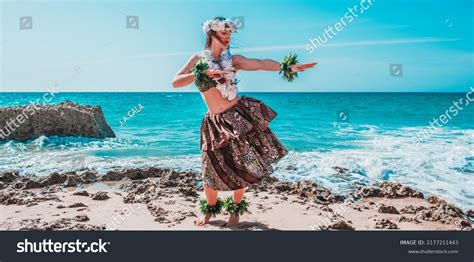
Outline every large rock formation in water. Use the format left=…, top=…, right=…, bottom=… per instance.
left=0, top=101, right=115, bottom=141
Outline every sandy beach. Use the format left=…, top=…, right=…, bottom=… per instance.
left=1, top=167, right=472, bottom=231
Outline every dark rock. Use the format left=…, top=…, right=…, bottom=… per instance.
left=80, top=171, right=98, bottom=183
left=101, top=171, right=125, bottom=181
left=179, top=186, right=198, bottom=197
left=22, top=180, right=42, bottom=190
left=415, top=202, right=470, bottom=230
left=378, top=204, right=400, bottom=214
left=248, top=176, right=279, bottom=192
left=120, top=180, right=162, bottom=204
left=375, top=219, right=399, bottom=229
left=19, top=218, right=105, bottom=231
left=160, top=170, right=181, bottom=187
left=398, top=216, right=421, bottom=224
left=455, top=219, right=471, bottom=230
left=147, top=203, right=170, bottom=223
left=466, top=209, right=474, bottom=219
left=64, top=176, right=81, bottom=187
left=91, top=191, right=109, bottom=201
left=397, top=198, right=472, bottom=230
left=72, top=190, right=90, bottom=196
left=74, top=215, right=90, bottom=222
left=123, top=169, right=149, bottom=180
left=354, top=182, right=424, bottom=199
left=0, top=101, right=115, bottom=141
left=0, top=172, right=19, bottom=183
left=143, top=167, right=164, bottom=177
left=400, top=205, right=427, bottom=214
left=294, top=181, right=344, bottom=204
left=324, top=220, right=354, bottom=230
left=248, top=177, right=343, bottom=205
left=0, top=190, right=44, bottom=205
left=427, top=195, right=442, bottom=205
left=321, top=206, right=333, bottom=212
left=273, top=181, right=293, bottom=192
left=40, top=185, right=62, bottom=194
left=41, top=172, right=68, bottom=187
left=69, top=202, right=87, bottom=208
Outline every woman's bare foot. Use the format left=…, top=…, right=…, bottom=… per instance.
left=225, top=214, right=240, bottom=227
left=194, top=213, right=212, bottom=226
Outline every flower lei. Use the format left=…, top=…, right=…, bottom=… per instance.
left=202, top=18, right=237, bottom=33
left=200, top=49, right=239, bottom=101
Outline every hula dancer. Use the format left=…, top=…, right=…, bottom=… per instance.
left=172, top=17, right=317, bottom=227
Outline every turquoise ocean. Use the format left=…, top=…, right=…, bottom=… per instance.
left=0, top=92, right=473, bottom=209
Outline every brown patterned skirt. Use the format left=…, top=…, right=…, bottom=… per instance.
left=200, top=96, right=288, bottom=191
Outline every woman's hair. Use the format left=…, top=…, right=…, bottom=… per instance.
left=204, top=17, right=226, bottom=49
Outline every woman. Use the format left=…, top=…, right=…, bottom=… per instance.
left=172, top=17, right=316, bottom=227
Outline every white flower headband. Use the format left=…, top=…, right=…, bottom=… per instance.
left=202, top=18, right=237, bottom=33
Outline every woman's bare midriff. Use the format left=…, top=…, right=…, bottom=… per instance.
left=200, top=87, right=239, bottom=115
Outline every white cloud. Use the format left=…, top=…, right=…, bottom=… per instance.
left=236, top=37, right=461, bottom=52
left=44, top=37, right=463, bottom=66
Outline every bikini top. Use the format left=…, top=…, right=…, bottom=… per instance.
left=199, top=49, right=239, bottom=101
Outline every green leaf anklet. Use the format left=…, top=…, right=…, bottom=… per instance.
left=192, top=59, right=214, bottom=92
left=279, top=53, right=299, bottom=82
left=199, top=198, right=224, bottom=217
left=224, top=196, right=249, bottom=216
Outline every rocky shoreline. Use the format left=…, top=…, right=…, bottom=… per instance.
left=0, top=167, right=472, bottom=231
left=0, top=101, right=115, bottom=141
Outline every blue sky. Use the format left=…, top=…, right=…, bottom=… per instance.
left=1, top=0, right=473, bottom=92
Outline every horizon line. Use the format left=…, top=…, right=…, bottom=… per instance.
left=0, top=91, right=469, bottom=93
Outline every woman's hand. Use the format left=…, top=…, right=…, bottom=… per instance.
left=205, top=69, right=229, bottom=79
left=290, top=62, right=317, bottom=72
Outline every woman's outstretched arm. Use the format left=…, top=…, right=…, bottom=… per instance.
left=172, top=55, right=200, bottom=88
left=232, top=55, right=280, bottom=71
left=233, top=54, right=317, bottom=72
left=172, top=54, right=231, bottom=88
